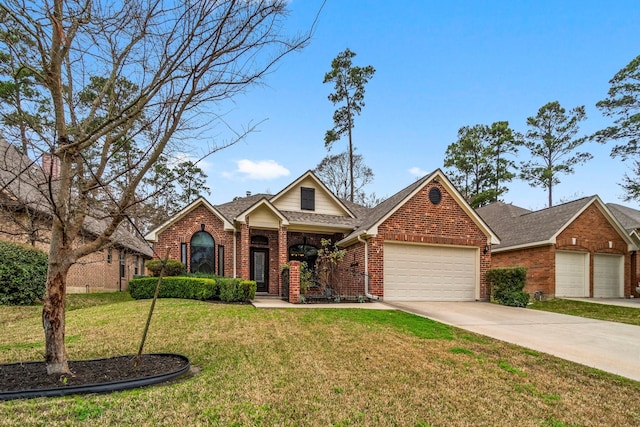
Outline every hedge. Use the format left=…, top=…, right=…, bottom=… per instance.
left=128, top=276, right=256, bottom=302
left=145, top=259, right=185, bottom=277
left=218, top=278, right=257, bottom=302
left=0, top=241, right=48, bottom=305
left=486, top=267, right=530, bottom=307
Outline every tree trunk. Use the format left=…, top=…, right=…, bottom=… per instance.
left=42, top=260, right=71, bottom=375
left=42, top=183, right=74, bottom=375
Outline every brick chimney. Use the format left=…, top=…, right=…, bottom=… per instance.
left=42, top=153, right=60, bottom=179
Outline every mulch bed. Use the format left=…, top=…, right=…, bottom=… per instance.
left=0, top=354, right=188, bottom=393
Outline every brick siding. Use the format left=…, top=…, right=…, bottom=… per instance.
left=342, top=182, right=491, bottom=300
left=492, top=204, right=632, bottom=298
left=153, top=204, right=235, bottom=276
left=0, top=209, right=146, bottom=293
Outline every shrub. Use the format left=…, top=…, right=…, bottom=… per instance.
left=486, top=267, right=530, bottom=307
left=145, top=259, right=185, bottom=277
left=129, top=276, right=217, bottom=300
left=129, top=276, right=256, bottom=302
left=218, top=277, right=257, bottom=302
left=0, top=241, right=48, bottom=305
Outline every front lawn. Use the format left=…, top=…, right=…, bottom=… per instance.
left=1, top=296, right=639, bottom=426
left=530, top=299, right=640, bottom=327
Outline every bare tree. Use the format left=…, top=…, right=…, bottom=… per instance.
left=315, top=151, right=377, bottom=205
left=0, top=0, right=314, bottom=375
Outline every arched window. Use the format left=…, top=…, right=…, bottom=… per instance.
left=289, top=244, right=318, bottom=268
left=190, top=231, right=214, bottom=274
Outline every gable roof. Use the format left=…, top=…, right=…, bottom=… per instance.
left=269, top=170, right=356, bottom=219
left=476, top=196, right=635, bottom=252
left=145, top=196, right=235, bottom=242
left=338, top=169, right=499, bottom=246
left=0, top=138, right=152, bottom=256
left=234, top=197, right=289, bottom=225
left=607, top=203, right=640, bottom=232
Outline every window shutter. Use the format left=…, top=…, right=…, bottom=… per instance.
left=301, top=187, right=315, bottom=210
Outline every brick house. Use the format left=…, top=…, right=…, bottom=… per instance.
left=607, top=203, right=640, bottom=295
left=0, top=138, right=152, bottom=293
left=146, top=169, right=498, bottom=302
left=476, top=197, right=638, bottom=299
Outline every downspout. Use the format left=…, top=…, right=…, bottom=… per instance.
left=357, top=234, right=380, bottom=300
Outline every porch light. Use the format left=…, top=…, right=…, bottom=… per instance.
left=572, top=237, right=577, bottom=245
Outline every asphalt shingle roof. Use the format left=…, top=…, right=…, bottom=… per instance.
left=350, top=171, right=436, bottom=235
left=607, top=203, right=640, bottom=232
left=0, top=138, right=152, bottom=256
left=476, top=198, right=594, bottom=250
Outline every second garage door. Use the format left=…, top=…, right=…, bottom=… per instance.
left=594, top=254, right=624, bottom=298
left=383, top=242, right=477, bottom=301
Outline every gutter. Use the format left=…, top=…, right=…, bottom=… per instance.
left=357, top=234, right=380, bottom=301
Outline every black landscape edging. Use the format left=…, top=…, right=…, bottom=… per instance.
left=0, top=353, right=190, bottom=401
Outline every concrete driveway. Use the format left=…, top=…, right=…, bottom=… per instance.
left=390, top=301, right=640, bottom=382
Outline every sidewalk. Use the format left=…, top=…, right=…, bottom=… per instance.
left=564, top=297, right=640, bottom=308
left=251, top=297, right=394, bottom=310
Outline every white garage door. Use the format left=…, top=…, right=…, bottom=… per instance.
left=594, top=254, right=624, bottom=298
left=555, top=251, right=589, bottom=297
left=383, top=242, right=477, bottom=301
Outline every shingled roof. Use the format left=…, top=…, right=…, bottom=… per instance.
left=0, top=138, right=152, bottom=257
left=607, top=203, right=640, bottom=232
left=476, top=197, right=632, bottom=251
left=146, top=168, right=498, bottom=246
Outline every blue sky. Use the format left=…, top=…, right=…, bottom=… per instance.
left=195, top=0, right=640, bottom=211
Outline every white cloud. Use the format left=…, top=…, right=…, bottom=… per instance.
left=408, top=166, right=428, bottom=177
left=233, top=159, right=290, bottom=180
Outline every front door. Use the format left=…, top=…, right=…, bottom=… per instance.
left=251, top=249, right=269, bottom=293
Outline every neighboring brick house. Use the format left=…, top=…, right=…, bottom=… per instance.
left=607, top=203, right=640, bottom=295
left=0, top=138, right=152, bottom=293
left=476, top=197, right=638, bottom=299
left=146, top=169, right=499, bottom=302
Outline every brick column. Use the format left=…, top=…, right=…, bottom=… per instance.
left=278, top=225, right=288, bottom=296
left=239, top=222, right=250, bottom=279
left=289, top=260, right=300, bottom=304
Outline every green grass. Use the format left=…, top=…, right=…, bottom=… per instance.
left=1, top=294, right=639, bottom=426
left=530, top=299, right=640, bottom=326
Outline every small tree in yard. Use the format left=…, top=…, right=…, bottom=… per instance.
left=314, top=238, right=346, bottom=297
left=0, top=0, right=313, bottom=375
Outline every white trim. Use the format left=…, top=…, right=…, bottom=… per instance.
left=382, top=241, right=479, bottom=301
left=492, top=240, right=554, bottom=253
left=145, top=197, right=234, bottom=242
left=269, top=170, right=356, bottom=219
left=234, top=197, right=289, bottom=225
left=550, top=196, right=636, bottom=250
left=365, top=170, right=499, bottom=245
